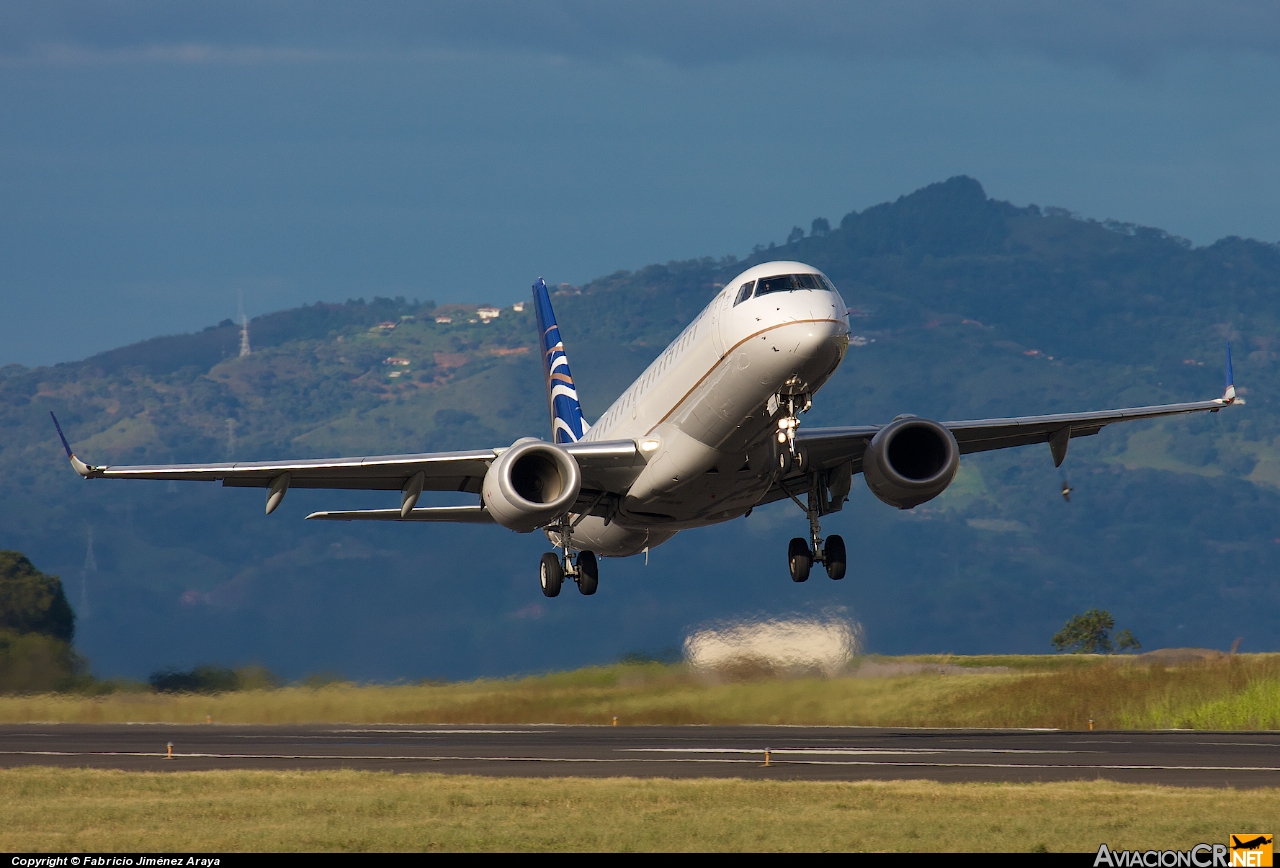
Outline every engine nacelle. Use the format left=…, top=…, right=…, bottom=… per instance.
left=482, top=438, right=582, bottom=532
left=862, top=416, right=959, bottom=509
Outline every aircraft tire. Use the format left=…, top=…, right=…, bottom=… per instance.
left=575, top=551, right=599, bottom=595
left=777, top=449, right=793, bottom=475
left=824, top=534, right=847, bottom=580
left=540, top=552, right=563, bottom=597
left=788, top=537, right=812, bottom=583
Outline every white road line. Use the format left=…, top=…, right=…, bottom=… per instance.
left=622, top=748, right=1093, bottom=755
left=0, top=750, right=1277, bottom=772
left=328, top=730, right=555, bottom=735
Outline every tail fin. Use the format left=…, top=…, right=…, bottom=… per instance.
left=532, top=278, right=590, bottom=443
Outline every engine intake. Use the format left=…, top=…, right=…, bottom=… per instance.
left=862, top=416, right=959, bottom=509
left=482, top=438, right=582, bottom=532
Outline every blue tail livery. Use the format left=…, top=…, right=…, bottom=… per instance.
left=532, top=278, right=590, bottom=443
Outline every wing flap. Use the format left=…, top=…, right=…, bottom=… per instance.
left=306, top=505, right=495, bottom=523
left=88, top=449, right=499, bottom=490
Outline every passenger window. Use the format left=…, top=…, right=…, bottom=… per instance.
left=734, top=281, right=755, bottom=306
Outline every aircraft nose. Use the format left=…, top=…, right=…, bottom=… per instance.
left=808, top=310, right=849, bottom=345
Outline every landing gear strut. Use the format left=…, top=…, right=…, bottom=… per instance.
left=772, top=390, right=812, bottom=471
left=541, top=516, right=600, bottom=597
left=785, top=482, right=846, bottom=582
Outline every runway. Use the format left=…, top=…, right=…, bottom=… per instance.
left=1, top=724, right=1278, bottom=787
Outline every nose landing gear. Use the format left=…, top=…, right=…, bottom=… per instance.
left=771, top=390, right=812, bottom=470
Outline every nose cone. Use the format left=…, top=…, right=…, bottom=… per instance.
left=827, top=287, right=850, bottom=328
left=770, top=311, right=849, bottom=396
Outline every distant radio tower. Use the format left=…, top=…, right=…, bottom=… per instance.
left=80, top=526, right=97, bottom=619
left=238, top=292, right=251, bottom=357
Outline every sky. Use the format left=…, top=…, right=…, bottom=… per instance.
left=3, top=1, right=1280, bottom=367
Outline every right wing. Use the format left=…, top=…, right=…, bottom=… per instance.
left=307, top=505, right=496, bottom=523
left=52, top=413, right=644, bottom=520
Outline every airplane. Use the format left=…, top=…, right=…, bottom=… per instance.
left=51, top=261, right=1239, bottom=597
left=1232, top=836, right=1272, bottom=851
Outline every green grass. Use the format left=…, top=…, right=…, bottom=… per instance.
left=1, top=768, right=1275, bottom=852
left=3, top=654, right=1278, bottom=729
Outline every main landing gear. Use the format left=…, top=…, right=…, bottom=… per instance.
left=785, top=480, right=846, bottom=583
left=788, top=533, right=846, bottom=582
left=540, top=518, right=599, bottom=597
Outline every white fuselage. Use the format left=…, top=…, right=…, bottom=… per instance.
left=561, top=261, right=850, bottom=557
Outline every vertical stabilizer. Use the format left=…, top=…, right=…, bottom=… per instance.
left=532, top=278, right=589, bottom=443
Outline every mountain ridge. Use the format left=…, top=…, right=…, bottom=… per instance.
left=2, top=176, right=1278, bottom=680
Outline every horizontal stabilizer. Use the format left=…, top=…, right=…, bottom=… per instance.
left=305, top=505, right=494, bottom=523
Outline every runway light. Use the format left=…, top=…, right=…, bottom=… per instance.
left=166, top=741, right=173, bottom=759
left=612, top=716, right=618, bottom=727
left=1089, top=718, right=1094, bottom=731
left=764, top=748, right=771, bottom=767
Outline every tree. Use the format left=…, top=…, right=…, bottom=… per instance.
left=1052, top=609, right=1117, bottom=653
left=1115, top=629, right=1141, bottom=652
left=0, top=551, right=74, bottom=643
left=786, top=226, right=805, bottom=245
left=0, top=551, right=84, bottom=692
left=811, top=217, right=830, bottom=237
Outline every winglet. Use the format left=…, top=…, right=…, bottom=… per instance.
left=532, top=277, right=590, bottom=443
left=1221, top=342, right=1239, bottom=405
left=49, top=412, right=97, bottom=477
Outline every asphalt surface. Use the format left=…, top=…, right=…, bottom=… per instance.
left=3, top=724, right=1280, bottom=787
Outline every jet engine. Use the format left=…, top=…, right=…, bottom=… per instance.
left=482, top=438, right=582, bottom=532
left=862, top=416, right=959, bottom=509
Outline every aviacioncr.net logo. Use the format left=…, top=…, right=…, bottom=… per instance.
left=1095, top=836, right=1273, bottom=868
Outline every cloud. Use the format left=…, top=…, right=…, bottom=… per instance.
left=4, top=1, right=1280, bottom=70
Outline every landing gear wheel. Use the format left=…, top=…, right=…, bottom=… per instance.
left=539, top=552, right=563, bottom=597
left=575, top=551, right=599, bottom=596
left=776, top=449, right=793, bottom=475
left=788, top=537, right=812, bottom=583
left=824, top=534, right=846, bottom=580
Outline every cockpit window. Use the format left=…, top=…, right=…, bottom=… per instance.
left=754, top=273, right=827, bottom=297
left=754, top=275, right=794, bottom=296
left=734, top=281, right=755, bottom=306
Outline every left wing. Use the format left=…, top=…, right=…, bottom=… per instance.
left=795, top=394, right=1235, bottom=478
left=774, top=359, right=1238, bottom=504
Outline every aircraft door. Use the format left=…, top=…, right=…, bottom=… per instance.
left=708, top=289, right=731, bottom=358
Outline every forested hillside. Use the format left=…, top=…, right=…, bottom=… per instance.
left=3, top=176, right=1278, bottom=680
